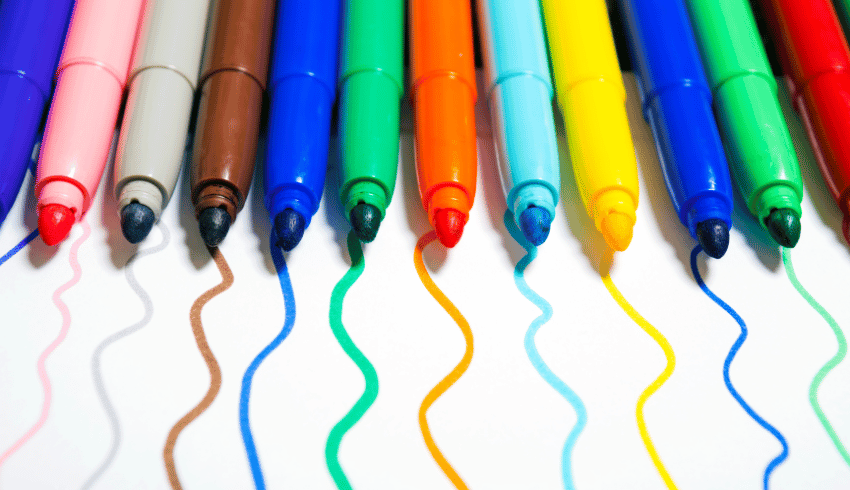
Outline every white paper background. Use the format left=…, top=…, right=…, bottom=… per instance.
left=0, top=75, right=848, bottom=489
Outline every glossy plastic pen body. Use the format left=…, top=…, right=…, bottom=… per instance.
left=410, top=0, right=478, bottom=248
left=264, top=0, right=341, bottom=251
left=35, top=0, right=146, bottom=245
left=758, top=0, right=850, bottom=244
left=115, top=0, right=213, bottom=244
left=619, top=0, right=734, bottom=258
left=191, top=0, right=276, bottom=248
left=337, top=0, right=404, bottom=243
left=685, top=0, right=803, bottom=248
left=0, top=0, right=74, bottom=227
left=540, top=0, right=638, bottom=251
left=478, top=0, right=560, bottom=246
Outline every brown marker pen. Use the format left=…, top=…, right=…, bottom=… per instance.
left=190, top=0, right=276, bottom=247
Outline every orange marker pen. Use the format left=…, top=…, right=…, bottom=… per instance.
left=410, top=0, right=477, bottom=248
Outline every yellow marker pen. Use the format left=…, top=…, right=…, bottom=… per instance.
left=540, top=0, right=639, bottom=251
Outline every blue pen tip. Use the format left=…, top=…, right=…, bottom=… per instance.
left=274, top=208, right=306, bottom=251
left=696, top=218, right=729, bottom=259
left=519, top=206, right=552, bottom=247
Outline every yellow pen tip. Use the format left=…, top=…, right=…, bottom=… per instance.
left=601, top=211, right=634, bottom=251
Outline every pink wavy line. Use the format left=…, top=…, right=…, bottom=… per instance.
left=0, top=220, right=90, bottom=474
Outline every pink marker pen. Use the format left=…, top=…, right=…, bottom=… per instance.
left=35, top=0, right=146, bottom=245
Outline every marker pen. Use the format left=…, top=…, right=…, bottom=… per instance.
left=36, top=0, right=147, bottom=245
left=115, top=0, right=213, bottom=244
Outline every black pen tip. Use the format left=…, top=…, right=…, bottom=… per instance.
left=198, top=207, right=231, bottom=248
left=766, top=208, right=801, bottom=248
left=350, top=203, right=382, bottom=243
left=120, top=202, right=156, bottom=244
left=696, top=218, right=730, bottom=259
left=274, top=208, right=306, bottom=251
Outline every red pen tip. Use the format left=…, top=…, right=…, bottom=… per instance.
left=39, top=204, right=75, bottom=246
left=434, top=208, right=465, bottom=248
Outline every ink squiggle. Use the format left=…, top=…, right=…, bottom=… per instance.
left=503, top=212, right=586, bottom=489
left=600, top=255, right=677, bottom=489
left=782, top=247, right=849, bottom=467
left=325, top=231, right=378, bottom=490
left=163, top=247, right=233, bottom=490
left=240, top=233, right=296, bottom=489
left=689, top=245, right=788, bottom=489
left=0, top=221, right=90, bottom=476
left=0, top=229, right=39, bottom=267
left=414, top=231, right=473, bottom=490
left=80, top=223, right=171, bottom=489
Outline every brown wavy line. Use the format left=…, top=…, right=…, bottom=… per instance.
left=163, top=247, right=234, bottom=489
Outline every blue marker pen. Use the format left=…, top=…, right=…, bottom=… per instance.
left=264, top=0, right=342, bottom=251
left=618, top=0, right=734, bottom=258
left=0, top=0, right=75, bottom=227
left=478, top=0, right=560, bottom=246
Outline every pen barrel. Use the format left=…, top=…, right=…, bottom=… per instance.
left=490, top=76, right=559, bottom=220
left=115, top=69, right=196, bottom=218
left=413, top=76, right=478, bottom=225
left=797, top=73, right=850, bottom=213
left=264, top=76, right=335, bottom=226
left=36, top=66, right=125, bottom=219
left=643, top=85, right=734, bottom=234
left=0, top=76, right=44, bottom=222
left=191, top=71, right=264, bottom=220
left=199, top=0, right=276, bottom=89
left=410, top=0, right=477, bottom=93
left=338, top=71, right=402, bottom=216
left=714, top=75, right=802, bottom=222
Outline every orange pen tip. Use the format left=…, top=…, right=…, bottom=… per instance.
left=434, top=208, right=465, bottom=248
left=38, top=203, right=75, bottom=246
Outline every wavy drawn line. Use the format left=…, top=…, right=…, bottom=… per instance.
left=600, top=256, right=677, bottom=489
left=240, top=233, right=297, bottom=489
left=80, top=222, right=171, bottom=489
left=0, top=229, right=39, bottom=267
left=503, top=212, right=586, bottom=489
left=325, top=231, right=378, bottom=490
left=163, top=247, right=233, bottom=490
left=413, top=231, right=473, bottom=490
left=782, top=247, right=849, bottom=468
left=0, top=221, right=90, bottom=476
left=690, top=245, right=789, bottom=489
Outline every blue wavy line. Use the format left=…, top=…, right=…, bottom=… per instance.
left=0, top=229, right=38, bottom=267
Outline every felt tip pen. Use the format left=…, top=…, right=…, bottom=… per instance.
left=264, top=0, right=342, bottom=251
left=619, top=0, right=734, bottom=259
left=685, top=0, right=803, bottom=249
left=0, top=0, right=74, bottom=228
left=337, top=0, right=404, bottom=243
left=759, top=0, right=850, bottom=245
left=115, top=0, right=213, bottom=244
left=410, top=0, right=478, bottom=248
left=540, top=0, right=639, bottom=252
left=191, top=0, right=276, bottom=248
left=35, top=0, right=147, bottom=246
left=478, top=0, right=560, bottom=247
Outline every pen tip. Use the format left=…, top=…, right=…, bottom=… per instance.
left=350, top=203, right=382, bottom=243
left=38, top=203, right=75, bottom=246
left=765, top=208, right=801, bottom=248
left=274, top=208, right=306, bottom=251
left=120, top=202, right=156, bottom=244
left=519, top=206, right=552, bottom=247
left=600, top=211, right=633, bottom=252
left=434, top=208, right=465, bottom=248
left=198, top=207, right=231, bottom=248
left=696, top=218, right=730, bottom=259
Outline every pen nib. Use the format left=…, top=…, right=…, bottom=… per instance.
left=519, top=207, right=552, bottom=247
left=39, top=203, right=75, bottom=246
left=198, top=207, right=231, bottom=248
left=696, top=218, right=730, bottom=259
left=350, top=203, right=382, bottom=243
left=274, top=208, right=306, bottom=251
left=121, top=202, right=156, bottom=244
left=435, top=208, right=465, bottom=248
left=765, top=208, right=801, bottom=248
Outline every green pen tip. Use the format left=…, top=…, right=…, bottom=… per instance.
left=350, top=202, right=382, bottom=243
left=766, top=208, right=801, bottom=248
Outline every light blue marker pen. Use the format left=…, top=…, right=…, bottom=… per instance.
left=478, top=0, right=560, bottom=246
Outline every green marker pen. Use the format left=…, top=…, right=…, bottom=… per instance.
left=685, top=0, right=804, bottom=247
left=338, top=0, right=404, bottom=242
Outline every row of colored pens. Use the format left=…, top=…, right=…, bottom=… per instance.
left=4, top=0, right=850, bottom=258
